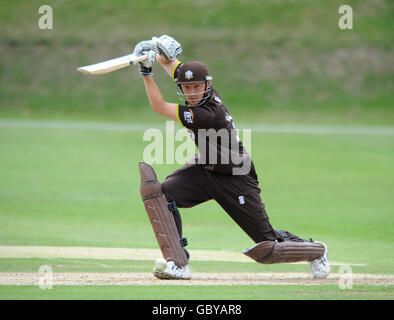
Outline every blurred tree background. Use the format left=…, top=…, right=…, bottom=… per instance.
left=0, top=0, right=393, bottom=124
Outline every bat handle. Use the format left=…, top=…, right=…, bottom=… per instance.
left=131, top=54, right=148, bottom=65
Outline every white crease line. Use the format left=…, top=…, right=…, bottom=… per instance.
left=243, top=124, right=394, bottom=135
left=0, top=245, right=367, bottom=266
left=0, top=119, right=393, bottom=135
left=0, top=272, right=392, bottom=286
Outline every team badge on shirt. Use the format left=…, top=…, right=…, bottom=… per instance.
left=184, top=111, right=194, bottom=124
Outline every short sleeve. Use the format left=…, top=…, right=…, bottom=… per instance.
left=172, top=61, right=182, bottom=80
left=177, top=104, right=216, bottom=129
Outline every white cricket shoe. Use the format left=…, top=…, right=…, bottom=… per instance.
left=310, top=242, right=331, bottom=278
left=153, top=259, right=191, bottom=280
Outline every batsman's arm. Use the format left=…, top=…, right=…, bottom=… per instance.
left=156, top=55, right=181, bottom=79
left=143, top=75, right=178, bottom=121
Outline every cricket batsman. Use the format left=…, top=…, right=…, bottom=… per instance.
left=134, top=35, right=330, bottom=280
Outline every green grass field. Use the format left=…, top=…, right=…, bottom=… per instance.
left=1, top=284, right=391, bottom=300
left=0, top=0, right=393, bottom=300
left=1, top=0, right=393, bottom=124
left=0, top=122, right=393, bottom=299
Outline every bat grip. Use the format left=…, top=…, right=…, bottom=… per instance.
left=131, top=54, right=148, bottom=64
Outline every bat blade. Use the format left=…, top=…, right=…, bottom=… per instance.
left=77, top=54, right=148, bottom=75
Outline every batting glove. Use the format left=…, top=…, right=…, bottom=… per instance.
left=138, top=50, right=156, bottom=76
left=133, top=39, right=156, bottom=57
left=153, top=35, right=182, bottom=61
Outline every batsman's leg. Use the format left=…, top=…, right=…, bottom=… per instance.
left=204, top=167, right=330, bottom=277
left=139, top=162, right=190, bottom=279
left=161, top=162, right=214, bottom=240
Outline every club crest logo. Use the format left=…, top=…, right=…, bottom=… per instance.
left=185, top=70, right=194, bottom=80
left=184, top=111, right=193, bottom=124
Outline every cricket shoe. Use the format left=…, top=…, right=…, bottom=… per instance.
left=153, top=259, right=191, bottom=280
left=310, top=241, right=331, bottom=278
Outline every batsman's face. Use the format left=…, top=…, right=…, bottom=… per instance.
left=181, top=81, right=210, bottom=106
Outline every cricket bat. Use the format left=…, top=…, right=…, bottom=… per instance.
left=77, top=53, right=148, bottom=75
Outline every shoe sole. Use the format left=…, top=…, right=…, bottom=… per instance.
left=153, top=271, right=191, bottom=280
